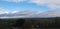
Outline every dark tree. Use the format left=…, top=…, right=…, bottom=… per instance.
left=12, top=19, right=25, bottom=27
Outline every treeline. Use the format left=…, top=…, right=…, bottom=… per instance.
left=0, top=17, right=60, bottom=29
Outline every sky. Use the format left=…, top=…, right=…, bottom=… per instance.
left=0, top=0, right=60, bottom=16
left=0, top=0, right=60, bottom=14
left=0, top=0, right=51, bottom=12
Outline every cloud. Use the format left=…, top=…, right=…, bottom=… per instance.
left=0, top=8, right=9, bottom=14
left=12, top=10, right=40, bottom=16
left=27, top=0, right=60, bottom=17
left=12, top=10, right=19, bottom=13
left=0, top=9, right=60, bottom=18
left=3, top=0, right=27, bottom=2
left=0, top=10, right=41, bottom=18
left=38, top=9, right=60, bottom=18
left=28, top=0, right=60, bottom=9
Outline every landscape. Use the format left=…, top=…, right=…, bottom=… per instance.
left=0, top=17, right=60, bottom=29
left=0, top=0, right=60, bottom=29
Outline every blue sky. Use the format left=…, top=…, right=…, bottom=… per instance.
left=0, top=0, right=51, bottom=12
left=0, top=0, right=60, bottom=13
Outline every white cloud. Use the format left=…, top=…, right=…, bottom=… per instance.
left=12, top=10, right=19, bottom=13
left=12, top=10, right=40, bottom=15
left=28, top=0, right=60, bottom=9
left=3, top=0, right=27, bottom=2
left=0, top=8, right=9, bottom=14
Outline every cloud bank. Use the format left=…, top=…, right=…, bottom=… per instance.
left=0, top=10, right=41, bottom=18
left=0, top=8, right=60, bottom=18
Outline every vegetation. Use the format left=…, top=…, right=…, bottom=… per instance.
left=0, top=17, right=60, bottom=29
